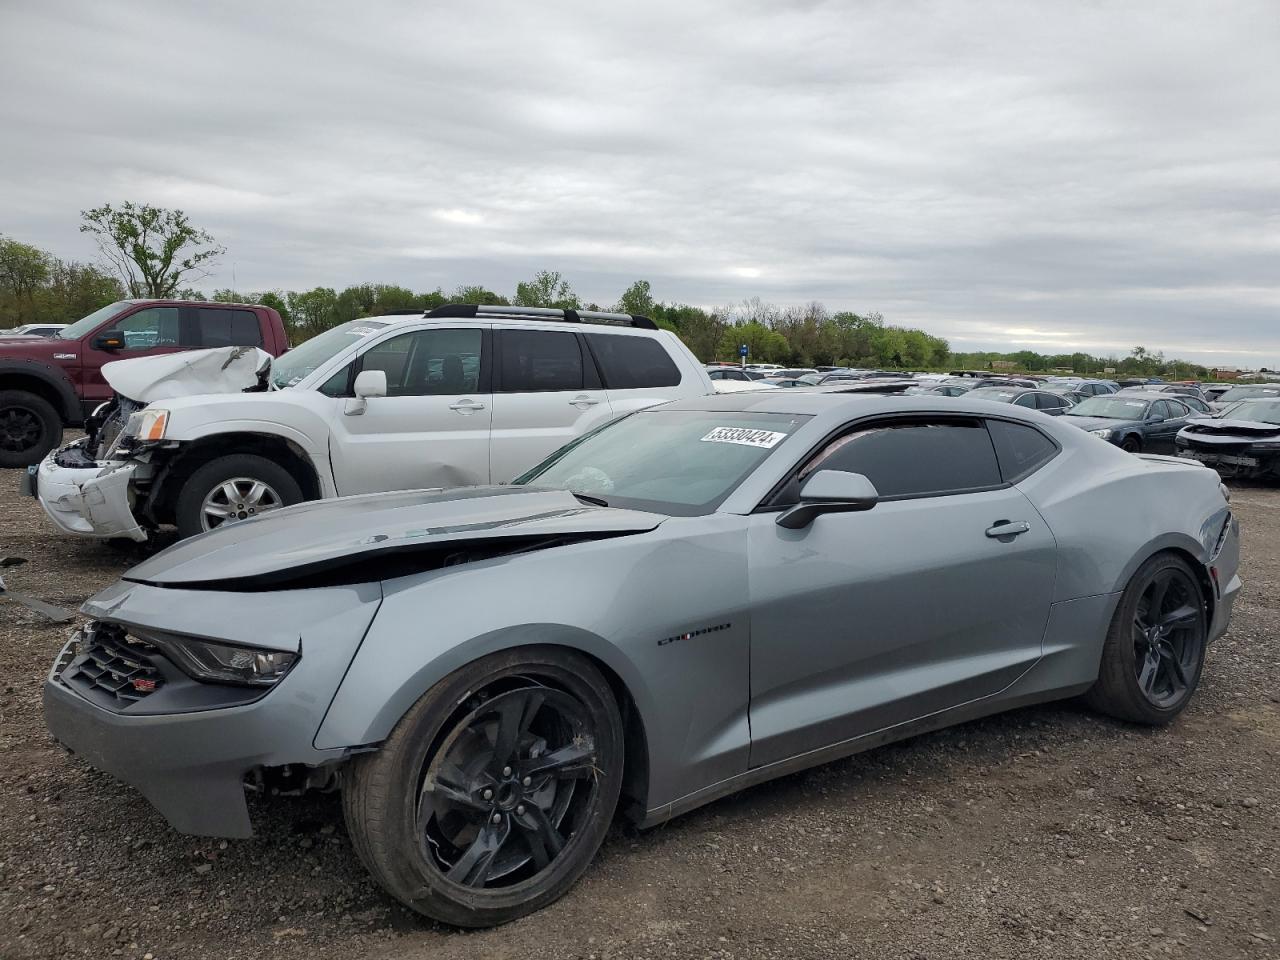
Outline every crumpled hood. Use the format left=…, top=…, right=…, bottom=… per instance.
left=1061, top=415, right=1139, bottom=432
left=125, top=486, right=667, bottom=587
left=102, top=346, right=273, bottom=403
left=1181, top=418, right=1280, bottom=438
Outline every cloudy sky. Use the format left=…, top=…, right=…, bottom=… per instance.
left=1, top=0, right=1277, bottom=365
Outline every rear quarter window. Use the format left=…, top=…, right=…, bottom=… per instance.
left=985, top=419, right=1059, bottom=483
left=586, top=333, right=681, bottom=389
left=197, top=308, right=263, bottom=347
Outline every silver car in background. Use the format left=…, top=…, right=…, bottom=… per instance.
left=43, top=393, right=1240, bottom=927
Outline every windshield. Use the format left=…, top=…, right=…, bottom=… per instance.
left=269, top=319, right=389, bottom=388
left=1218, top=386, right=1280, bottom=403
left=966, top=387, right=1020, bottom=402
left=57, top=301, right=133, bottom=339
left=1067, top=396, right=1151, bottom=419
left=1216, top=399, right=1280, bottom=424
left=515, top=409, right=810, bottom=516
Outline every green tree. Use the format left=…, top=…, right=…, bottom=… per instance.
left=0, top=236, right=52, bottom=324
left=451, top=284, right=509, bottom=305
left=80, top=202, right=225, bottom=298
left=513, top=270, right=580, bottom=310
left=616, top=280, right=655, bottom=317
left=286, top=287, right=339, bottom=338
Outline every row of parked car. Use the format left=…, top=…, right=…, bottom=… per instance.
left=706, top=363, right=1280, bottom=479
left=8, top=298, right=1279, bottom=549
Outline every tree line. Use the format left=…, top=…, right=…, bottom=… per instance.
left=0, top=201, right=1218, bottom=377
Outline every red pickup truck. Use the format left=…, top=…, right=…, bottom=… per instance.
left=0, top=299, right=290, bottom=467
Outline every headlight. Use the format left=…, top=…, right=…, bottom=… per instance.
left=149, top=633, right=298, bottom=686
left=123, top=408, right=169, bottom=442
left=1089, top=428, right=1113, bottom=438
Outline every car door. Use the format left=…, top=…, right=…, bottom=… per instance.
left=327, top=324, right=492, bottom=495
left=488, top=328, right=614, bottom=482
left=746, top=415, right=1058, bottom=768
left=80, top=305, right=187, bottom=405
left=1148, top=399, right=1189, bottom=452
left=1035, top=392, right=1071, bottom=416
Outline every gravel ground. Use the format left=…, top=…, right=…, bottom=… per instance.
left=1, top=447, right=1276, bottom=960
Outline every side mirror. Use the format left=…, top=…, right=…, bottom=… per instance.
left=776, top=470, right=880, bottom=530
left=345, top=369, right=387, bottom=416
left=93, top=330, right=125, bottom=351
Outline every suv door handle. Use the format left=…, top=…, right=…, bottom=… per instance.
left=448, top=399, right=486, bottom=413
left=569, top=395, right=601, bottom=407
left=985, top=520, right=1032, bottom=540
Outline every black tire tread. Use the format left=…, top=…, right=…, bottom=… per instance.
left=0, top=389, right=62, bottom=468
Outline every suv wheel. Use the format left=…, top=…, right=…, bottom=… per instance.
left=174, top=453, right=304, bottom=539
left=343, top=647, right=624, bottom=927
left=0, top=390, right=62, bottom=468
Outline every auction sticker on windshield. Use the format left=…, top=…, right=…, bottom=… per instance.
left=701, top=426, right=788, bottom=448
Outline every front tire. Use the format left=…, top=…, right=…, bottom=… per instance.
left=1085, top=552, right=1208, bottom=724
left=1120, top=435, right=1141, bottom=453
left=342, top=647, right=624, bottom=927
left=173, top=453, right=303, bottom=539
left=0, top=390, right=62, bottom=468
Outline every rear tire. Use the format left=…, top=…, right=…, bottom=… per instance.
left=0, top=390, right=62, bottom=468
left=173, top=453, right=303, bottom=539
left=342, top=647, right=624, bottom=928
left=1085, top=552, right=1208, bottom=725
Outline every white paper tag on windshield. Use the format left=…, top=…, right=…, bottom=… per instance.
left=701, top=426, right=787, bottom=448
left=347, top=326, right=382, bottom=337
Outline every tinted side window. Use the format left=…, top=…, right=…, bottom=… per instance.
left=116, top=307, right=179, bottom=349
left=986, top=419, right=1058, bottom=483
left=196, top=308, right=263, bottom=347
left=1036, top=393, right=1066, bottom=410
left=1151, top=400, right=1172, bottom=420
left=1014, top=393, right=1037, bottom=408
left=499, top=330, right=583, bottom=392
left=586, top=333, right=681, bottom=389
left=359, top=328, right=483, bottom=397
left=797, top=419, right=1001, bottom=499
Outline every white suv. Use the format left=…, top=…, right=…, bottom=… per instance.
left=30, top=304, right=714, bottom=541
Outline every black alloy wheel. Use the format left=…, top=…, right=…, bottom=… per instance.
left=1086, top=551, right=1208, bottom=724
left=342, top=648, right=624, bottom=927
left=419, top=682, right=600, bottom=888
left=1131, top=567, right=1206, bottom=709
left=0, top=406, right=40, bottom=452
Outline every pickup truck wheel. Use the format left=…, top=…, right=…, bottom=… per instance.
left=174, top=454, right=303, bottom=539
left=342, top=647, right=624, bottom=927
left=0, top=390, right=62, bottom=468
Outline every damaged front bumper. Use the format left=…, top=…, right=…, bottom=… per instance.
left=31, top=440, right=148, bottom=541
left=42, top=579, right=383, bottom=838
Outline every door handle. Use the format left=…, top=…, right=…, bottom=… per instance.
left=448, top=399, right=486, bottom=413
left=569, top=395, right=601, bottom=407
left=985, top=520, right=1032, bottom=540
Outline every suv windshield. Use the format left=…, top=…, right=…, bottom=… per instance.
left=56, top=301, right=133, bottom=339
left=515, top=409, right=810, bottom=516
left=270, top=319, right=389, bottom=388
left=1067, top=396, right=1151, bottom=419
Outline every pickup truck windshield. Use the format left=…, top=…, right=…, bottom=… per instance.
left=270, top=319, right=389, bottom=388
left=56, top=301, right=133, bottom=339
left=515, top=409, right=810, bottom=516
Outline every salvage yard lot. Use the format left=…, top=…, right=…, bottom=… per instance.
left=1, top=454, right=1277, bottom=960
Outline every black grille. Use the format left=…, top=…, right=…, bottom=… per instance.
left=63, top=622, right=165, bottom=705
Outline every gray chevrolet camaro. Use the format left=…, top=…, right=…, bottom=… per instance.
left=43, top=393, right=1241, bottom=927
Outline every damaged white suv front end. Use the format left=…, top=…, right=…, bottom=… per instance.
left=28, top=347, right=273, bottom=542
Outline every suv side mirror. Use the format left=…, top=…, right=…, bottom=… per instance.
left=93, top=330, right=126, bottom=351
left=345, top=369, right=387, bottom=416
left=776, top=470, right=880, bottom=529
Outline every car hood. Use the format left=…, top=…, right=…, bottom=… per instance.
left=1180, top=418, right=1280, bottom=439
left=1061, top=415, right=1140, bottom=432
left=123, top=486, right=668, bottom=588
left=101, top=346, right=274, bottom=403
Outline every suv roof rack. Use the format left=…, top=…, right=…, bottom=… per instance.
left=424, top=303, right=657, bottom=330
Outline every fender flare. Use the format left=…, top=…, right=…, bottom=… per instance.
left=0, top=358, right=81, bottom=420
